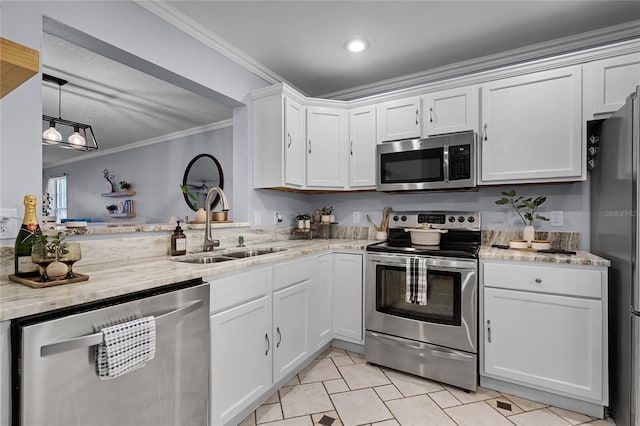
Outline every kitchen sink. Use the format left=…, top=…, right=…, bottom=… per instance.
left=174, top=248, right=286, bottom=264
left=223, top=248, right=286, bottom=258
left=177, top=256, right=235, bottom=264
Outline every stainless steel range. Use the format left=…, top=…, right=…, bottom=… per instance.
left=365, top=211, right=480, bottom=391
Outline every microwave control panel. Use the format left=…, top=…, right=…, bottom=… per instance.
left=449, top=144, right=471, bottom=181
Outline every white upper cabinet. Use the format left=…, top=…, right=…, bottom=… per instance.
left=376, top=97, right=421, bottom=143
left=348, top=106, right=377, bottom=188
left=587, top=52, right=640, bottom=116
left=479, top=66, right=583, bottom=184
left=285, top=97, right=307, bottom=187
left=253, top=93, right=306, bottom=189
left=422, top=86, right=479, bottom=136
left=306, top=106, right=347, bottom=188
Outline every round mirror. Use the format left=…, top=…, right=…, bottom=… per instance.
left=182, top=154, right=224, bottom=211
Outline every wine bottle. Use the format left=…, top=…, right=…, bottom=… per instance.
left=14, top=195, right=41, bottom=277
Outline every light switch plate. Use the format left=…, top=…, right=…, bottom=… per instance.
left=352, top=211, right=361, bottom=224
left=254, top=211, right=261, bottom=226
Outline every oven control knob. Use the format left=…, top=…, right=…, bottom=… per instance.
left=458, top=216, right=465, bottom=223
left=401, top=215, right=407, bottom=222
left=393, top=215, right=399, bottom=222
left=467, top=216, right=476, bottom=223
left=448, top=216, right=456, bottom=223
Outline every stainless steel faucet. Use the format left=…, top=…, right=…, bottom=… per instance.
left=203, top=187, right=230, bottom=252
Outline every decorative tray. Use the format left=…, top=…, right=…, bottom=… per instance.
left=9, top=273, right=89, bottom=288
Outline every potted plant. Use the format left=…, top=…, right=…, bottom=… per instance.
left=495, top=189, right=549, bottom=245
left=180, top=185, right=206, bottom=222
left=106, top=204, right=118, bottom=214
left=320, top=206, right=334, bottom=223
left=119, top=180, right=131, bottom=191
left=296, top=214, right=311, bottom=229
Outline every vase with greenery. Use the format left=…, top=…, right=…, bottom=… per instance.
left=495, top=189, right=549, bottom=245
left=296, top=213, right=311, bottom=229
left=119, top=180, right=131, bottom=191
left=106, top=204, right=118, bottom=214
left=320, top=206, right=334, bottom=223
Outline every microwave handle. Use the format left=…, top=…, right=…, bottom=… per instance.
left=443, top=146, right=450, bottom=182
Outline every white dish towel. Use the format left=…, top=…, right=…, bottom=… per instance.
left=406, top=257, right=428, bottom=305
left=96, top=316, right=156, bottom=380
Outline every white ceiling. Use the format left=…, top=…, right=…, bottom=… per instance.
left=164, top=0, right=640, bottom=98
left=43, top=1, right=640, bottom=166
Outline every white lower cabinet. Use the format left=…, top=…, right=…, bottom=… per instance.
left=210, top=296, right=272, bottom=425
left=332, top=253, right=364, bottom=342
left=209, top=252, right=364, bottom=425
left=1, top=321, right=10, bottom=426
left=310, top=254, right=333, bottom=351
left=209, top=267, right=272, bottom=426
left=272, top=280, right=310, bottom=383
left=480, top=260, right=608, bottom=415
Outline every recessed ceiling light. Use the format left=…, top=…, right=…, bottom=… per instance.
left=344, top=38, right=370, bottom=53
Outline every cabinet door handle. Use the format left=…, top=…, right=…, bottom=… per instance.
left=276, top=326, right=282, bottom=348
left=429, top=107, right=434, bottom=123
left=287, top=133, right=292, bottom=148
left=265, top=333, right=270, bottom=356
left=415, top=109, right=420, bottom=125
left=308, top=140, right=312, bottom=154
left=483, top=123, right=488, bottom=141
left=350, top=141, right=353, bottom=156
left=487, top=320, right=492, bottom=343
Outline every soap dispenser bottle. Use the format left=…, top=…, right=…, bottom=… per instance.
left=170, top=220, right=187, bottom=256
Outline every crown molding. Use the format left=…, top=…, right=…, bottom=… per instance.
left=322, top=20, right=640, bottom=101
left=44, top=119, right=233, bottom=169
left=133, top=0, right=307, bottom=95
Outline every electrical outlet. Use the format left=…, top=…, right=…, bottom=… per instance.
left=0, top=208, right=18, bottom=239
left=550, top=210, right=564, bottom=227
left=273, top=212, right=283, bottom=225
left=254, top=211, right=261, bottom=226
left=352, top=211, right=361, bottom=224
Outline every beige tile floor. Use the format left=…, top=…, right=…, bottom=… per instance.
left=240, top=347, right=617, bottom=426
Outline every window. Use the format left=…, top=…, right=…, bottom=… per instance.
left=47, top=175, right=67, bottom=222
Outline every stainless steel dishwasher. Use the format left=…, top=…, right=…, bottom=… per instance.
left=11, top=280, right=210, bottom=426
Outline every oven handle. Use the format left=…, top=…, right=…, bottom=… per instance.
left=368, top=258, right=476, bottom=272
left=368, top=331, right=473, bottom=362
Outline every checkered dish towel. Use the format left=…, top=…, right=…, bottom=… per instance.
left=96, top=316, right=156, bottom=380
left=406, top=257, right=428, bottom=305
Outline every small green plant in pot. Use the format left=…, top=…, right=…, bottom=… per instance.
left=320, top=206, right=334, bottom=223
left=495, top=189, right=549, bottom=244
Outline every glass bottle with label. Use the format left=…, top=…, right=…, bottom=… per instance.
left=170, top=220, right=187, bottom=256
left=14, top=195, right=42, bottom=277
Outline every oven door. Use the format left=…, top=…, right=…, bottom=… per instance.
left=365, top=252, right=477, bottom=353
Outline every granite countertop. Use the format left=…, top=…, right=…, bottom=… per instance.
left=0, top=239, right=373, bottom=321
left=479, top=246, right=611, bottom=267
left=0, top=239, right=610, bottom=321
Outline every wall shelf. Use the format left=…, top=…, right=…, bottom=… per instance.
left=101, top=191, right=136, bottom=197
left=108, top=213, right=136, bottom=218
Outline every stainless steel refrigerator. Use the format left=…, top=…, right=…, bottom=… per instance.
left=591, top=86, right=640, bottom=426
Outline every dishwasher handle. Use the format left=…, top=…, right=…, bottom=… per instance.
left=40, top=299, right=204, bottom=357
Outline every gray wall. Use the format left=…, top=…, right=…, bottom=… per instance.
left=43, top=126, right=233, bottom=223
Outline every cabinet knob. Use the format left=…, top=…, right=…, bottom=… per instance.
left=535, top=278, right=542, bottom=284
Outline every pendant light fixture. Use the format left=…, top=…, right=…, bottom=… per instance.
left=42, top=73, right=98, bottom=152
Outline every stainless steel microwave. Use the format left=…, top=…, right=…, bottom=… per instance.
left=376, top=131, right=476, bottom=192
